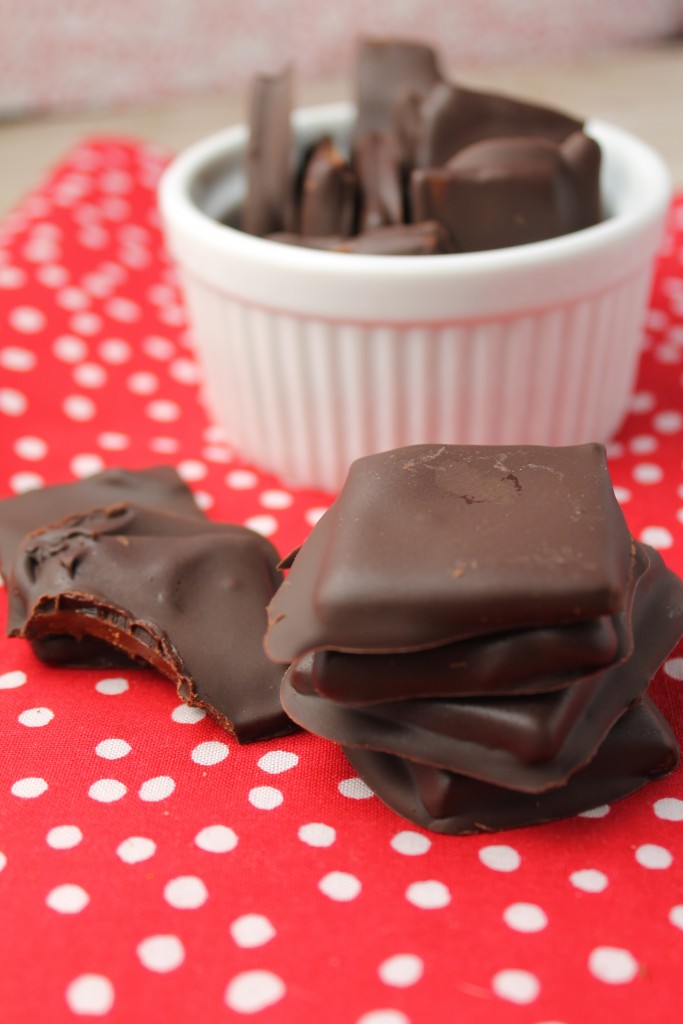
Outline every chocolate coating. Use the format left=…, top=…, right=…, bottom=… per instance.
left=298, top=138, right=358, bottom=238
left=269, top=221, right=450, bottom=256
left=411, top=132, right=601, bottom=252
left=265, top=444, right=634, bottom=662
left=282, top=543, right=683, bottom=791
left=355, top=38, right=443, bottom=140
left=242, top=66, right=294, bottom=236
left=343, top=697, right=679, bottom=834
left=353, top=131, right=404, bottom=231
left=9, top=504, right=291, bottom=742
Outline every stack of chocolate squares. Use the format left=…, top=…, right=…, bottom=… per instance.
left=266, top=443, right=683, bottom=833
left=0, top=466, right=292, bottom=742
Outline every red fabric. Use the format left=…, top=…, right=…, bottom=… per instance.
left=1, top=139, right=682, bottom=1024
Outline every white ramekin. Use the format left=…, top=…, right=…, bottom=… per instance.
left=159, top=103, right=671, bottom=491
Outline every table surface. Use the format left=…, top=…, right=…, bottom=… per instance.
left=2, top=40, right=683, bottom=217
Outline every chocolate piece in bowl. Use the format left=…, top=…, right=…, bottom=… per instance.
left=411, top=132, right=602, bottom=252
left=242, top=65, right=295, bottom=236
left=8, top=504, right=291, bottom=742
left=355, top=37, right=444, bottom=140
left=298, top=138, right=358, bottom=238
left=269, top=221, right=450, bottom=256
left=353, top=131, right=404, bottom=231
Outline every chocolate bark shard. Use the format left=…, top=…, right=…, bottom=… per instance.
left=410, top=132, right=601, bottom=252
left=9, top=504, right=292, bottom=742
left=298, top=138, right=358, bottom=238
left=353, top=131, right=405, bottom=231
left=413, top=80, right=583, bottom=169
left=269, top=221, right=450, bottom=256
left=242, top=65, right=295, bottom=236
left=265, top=444, right=634, bottom=663
left=343, top=697, right=680, bottom=834
left=355, top=38, right=443, bottom=141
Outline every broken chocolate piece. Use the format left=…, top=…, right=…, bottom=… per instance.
left=269, top=221, right=450, bottom=256
left=343, top=697, right=679, bottom=834
left=353, top=131, right=404, bottom=230
left=298, top=138, right=358, bottom=238
left=242, top=66, right=294, bottom=236
left=9, top=504, right=292, bottom=742
left=355, top=38, right=443, bottom=140
left=411, top=132, right=601, bottom=251
left=413, top=80, right=584, bottom=168
left=265, top=444, right=634, bottom=663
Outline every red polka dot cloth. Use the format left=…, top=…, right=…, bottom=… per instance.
left=1, top=140, right=682, bottom=1024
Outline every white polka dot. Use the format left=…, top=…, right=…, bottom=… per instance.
left=202, top=445, right=232, bottom=463
left=653, top=410, right=683, bottom=434
left=194, top=825, right=239, bottom=853
left=632, top=462, right=664, bottom=485
left=164, top=875, right=208, bottom=909
left=669, top=906, right=683, bottom=931
left=10, top=471, right=44, bottom=494
left=640, top=526, right=673, bottom=550
left=653, top=797, right=683, bottom=821
left=503, top=903, right=548, bottom=933
left=0, top=851, right=6, bottom=872
left=0, top=670, right=27, bottom=689
left=147, top=288, right=177, bottom=309
left=97, top=431, right=129, bottom=451
left=628, top=434, right=658, bottom=455
left=405, top=880, right=450, bottom=909
left=0, top=387, right=27, bottom=416
left=56, top=287, right=90, bottom=311
left=570, top=869, right=609, bottom=893
left=248, top=786, right=284, bottom=810
left=46, top=825, right=83, bottom=850
left=53, top=335, right=88, bottom=363
left=0, top=346, right=36, bottom=372
left=225, top=970, right=285, bottom=1014
left=226, top=469, right=258, bottom=490
left=319, top=871, right=362, bottom=902
left=71, top=453, right=106, bottom=478
left=95, top=677, right=129, bottom=695
left=142, top=333, right=175, bottom=360
left=478, top=845, right=521, bottom=872
left=588, top=947, right=639, bottom=985
left=98, top=338, right=132, bottom=364
left=0, top=265, right=26, bottom=288
left=578, top=804, right=610, bottom=818
left=257, top=750, right=299, bottom=774
left=305, top=506, right=328, bottom=526
left=37, top=264, right=69, bottom=288
left=46, top=883, right=89, bottom=914
left=613, top=487, right=632, bottom=505
left=230, top=914, right=276, bottom=948
left=378, top=954, right=424, bottom=987
left=63, top=394, right=96, bottom=422
left=338, top=777, right=374, bottom=799
left=14, top=436, right=48, bottom=461
left=137, top=935, right=185, bottom=973
left=70, top=311, right=102, bottom=336
left=105, top=296, right=140, bottom=322
left=356, top=1013, right=409, bottom=1024
left=95, top=738, right=131, bottom=760
left=9, top=305, right=46, bottom=333
left=635, top=843, right=673, bottom=869
left=664, top=657, right=683, bottom=681
left=73, top=362, right=107, bottom=389
left=169, top=358, right=200, bottom=385
left=147, top=399, right=181, bottom=422
left=492, top=969, right=540, bottom=1004
left=11, top=777, right=48, bottom=798
left=149, top=436, right=180, bottom=454
left=172, top=704, right=206, bottom=724
left=193, top=490, right=214, bottom=511
left=191, top=741, right=229, bottom=766
left=18, top=707, right=54, bottom=728
left=298, top=823, right=336, bottom=847
left=139, top=776, right=176, bottom=802
left=88, top=779, right=127, bottom=803
left=127, top=370, right=159, bottom=395
left=390, top=831, right=431, bottom=856
left=177, top=459, right=207, bottom=482
left=100, top=170, right=133, bottom=195
left=65, top=974, right=115, bottom=1016
left=117, top=836, right=156, bottom=864
left=244, top=514, right=278, bottom=537
left=259, top=489, right=294, bottom=510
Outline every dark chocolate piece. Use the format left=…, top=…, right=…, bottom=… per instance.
left=411, top=132, right=601, bottom=252
left=9, top=504, right=291, bottom=742
left=353, top=131, right=404, bottom=231
left=413, top=81, right=583, bottom=168
left=343, top=697, right=679, bottom=834
left=242, top=66, right=294, bottom=236
left=355, top=38, right=443, bottom=140
left=265, top=444, right=634, bottom=662
left=281, top=543, right=683, bottom=791
left=269, top=221, right=450, bottom=256
left=299, top=138, right=358, bottom=238
left=0, top=466, right=204, bottom=581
